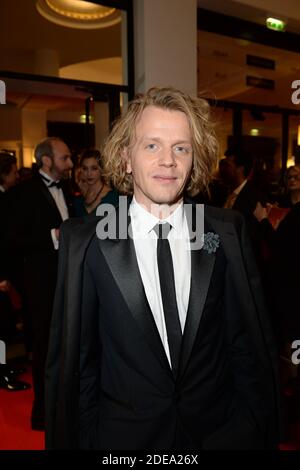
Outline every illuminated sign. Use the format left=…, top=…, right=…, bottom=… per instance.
left=266, top=17, right=286, bottom=32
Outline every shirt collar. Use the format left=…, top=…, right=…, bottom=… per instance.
left=130, top=196, right=185, bottom=238
left=233, top=179, right=247, bottom=196
left=39, top=169, right=57, bottom=186
left=0, top=184, right=5, bottom=193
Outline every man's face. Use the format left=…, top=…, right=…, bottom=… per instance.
left=219, top=155, right=245, bottom=189
left=3, top=163, right=19, bottom=189
left=49, top=141, right=73, bottom=180
left=125, top=106, right=193, bottom=212
left=287, top=165, right=300, bottom=192
left=219, top=155, right=239, bottom=187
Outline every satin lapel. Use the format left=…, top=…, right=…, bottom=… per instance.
left=36, top=175, right=63, bottom=222
left=97, top=208, right=172, bottom=377
left=178, top=203, right=216, bottom=380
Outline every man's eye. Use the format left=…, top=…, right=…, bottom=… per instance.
left=146, top=143, right=157, bottom=151
left=174, top=146, right=190, bottom=154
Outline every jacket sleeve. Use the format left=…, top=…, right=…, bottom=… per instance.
left=235, top=213, right=280, bottom=447
left=203, top=211, right=280, bottom=449
left=78, top=254, right=101, bottom=449
left=45, top=217, right=100, bottom=450
left=6, top=185, right=55, bottom=252
left=45, top=220, right=72, bottom=449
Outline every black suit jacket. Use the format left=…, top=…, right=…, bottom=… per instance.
left=45, top=200, right=279, bottom=450
left=0, top=190, right=8, bottom=280
left=5, top=174, right=73, bottom=313
left=232, top=180, right=267, bottom=267
left=232, top=180, right=264, bottom=216
left=265, top=202, right=300, bottom=341
left=6, top=174, right=73, bottom=255
left=0, top=190, right=15, bottom=340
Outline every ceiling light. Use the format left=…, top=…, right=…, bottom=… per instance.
left=266, top=17, right=286, bottom=32
left=36, top=0, right=121, bottom=29
left=250, top=128, right=259, bottom=137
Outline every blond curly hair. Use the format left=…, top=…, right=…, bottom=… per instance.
left=102, top=86, right=219, bottom=196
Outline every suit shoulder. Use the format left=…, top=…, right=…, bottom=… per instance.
left=11, top=176, right=41, bottom=197
left=61, top=216, right=91, bottom=233
left=204, top=204, right=244, bottom=227
left=21, top=175, right=40, bottom=189
left=60, top=215, right=98, bottom=240
left=61, top=217, right=83, bottom=232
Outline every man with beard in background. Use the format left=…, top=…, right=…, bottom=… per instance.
left=6, top=137, right=73, bottom=430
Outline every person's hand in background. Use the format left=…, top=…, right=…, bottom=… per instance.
left=253, top=201, right=272, bottom=222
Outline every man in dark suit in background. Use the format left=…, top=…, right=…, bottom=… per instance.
left=0, top=152, right=19, bottom=197
left=222, top=145, right=262, bottom=214
left=6, top=137, right=73, bottom=429
left=46, top=88, right=278, bottom=450
left=0, top=152, right=19, bottom=271
left=0, top=152, right=31, bottom=391
left=221, top=145, right=268, bottom=264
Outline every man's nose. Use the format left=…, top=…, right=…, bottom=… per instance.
left=159, top=148, right=176, bottom=166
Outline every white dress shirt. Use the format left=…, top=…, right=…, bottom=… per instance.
left=129, top=197, right=191, bottom=366
left=39, top=170, right=69, bottom=249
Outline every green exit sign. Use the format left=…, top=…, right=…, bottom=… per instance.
left=266, top=17, right=286, bottom=32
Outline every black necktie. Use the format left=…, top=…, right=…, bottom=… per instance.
left=154, top=222, right=182, bottom=378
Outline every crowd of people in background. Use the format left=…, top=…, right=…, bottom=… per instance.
left=0, top=140, right=119, bottom=430
left=0, top=135, right=299, bottom=443
left=208, top=147, right=300, bottom=445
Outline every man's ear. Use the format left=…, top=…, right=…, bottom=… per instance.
left=122, top=148, right=132, bottom=174
left=41, top=155, right=52, bottom=169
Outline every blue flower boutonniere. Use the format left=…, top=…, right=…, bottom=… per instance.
left=202, top=232, right=220, bottom=254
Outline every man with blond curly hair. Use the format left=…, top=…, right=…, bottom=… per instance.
left=46, top=87, right=279, bottom=450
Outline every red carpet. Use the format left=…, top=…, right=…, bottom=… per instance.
left=0, top=366, right=44, bottom=450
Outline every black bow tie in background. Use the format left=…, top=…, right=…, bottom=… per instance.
left=40, top=174, right=62, bottom=189
left=49, top=181, right=62, bottom=189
